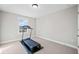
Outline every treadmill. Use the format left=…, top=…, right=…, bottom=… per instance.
left=20, top=25, right=42, bottom=53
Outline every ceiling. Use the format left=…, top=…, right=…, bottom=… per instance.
left=0, top=4, right=75, bottom=18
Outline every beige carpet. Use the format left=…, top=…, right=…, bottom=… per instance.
left=0, top=37, right=78, bottom=54
left=0, top=41, right=27, bottom=54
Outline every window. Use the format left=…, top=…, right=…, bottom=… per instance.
left=17, top=16, right=29, bottom=32
left=17, top=16, right=28, bottom=26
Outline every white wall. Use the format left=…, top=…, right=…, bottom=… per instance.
left=0, top=11, right=36, bottom=44
left=36, top=6, right=77, bottom=47
left=0, top=12, right=2, bottom=44
left=78, top=5, right=79, bottom=46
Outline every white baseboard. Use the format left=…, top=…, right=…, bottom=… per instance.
left=0, top=36, right=36, bottom=45
left=0, top=35, right=78, bottom=49
left=37, top=35, right=78, bottom=49
left=0, top=39, right=21, bottom=45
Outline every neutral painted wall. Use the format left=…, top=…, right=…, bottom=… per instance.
left=78, top=5, right=79, bottom=46
left=0, top=12, right=2, bottom=44
left=0, top=11, right=36, bottom=44
left=78, top=14, right=79, bottom=46
left=36, top=6, right=77, bottom=47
